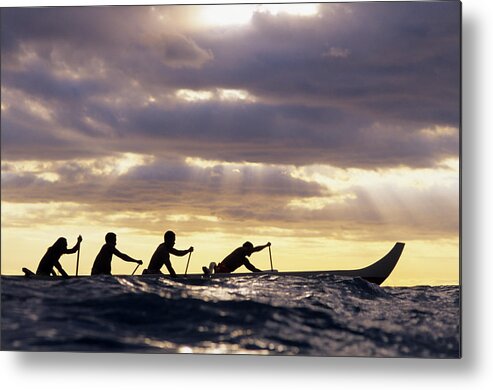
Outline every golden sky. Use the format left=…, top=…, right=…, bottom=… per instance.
left=0, top=3, right=460, bottom=285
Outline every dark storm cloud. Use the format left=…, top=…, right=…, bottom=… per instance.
left=115, top=102, right=458, bottom=167
left=1, top=2, right=460, bottom=168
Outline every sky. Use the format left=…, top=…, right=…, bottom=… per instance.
left=0, top=2, right=460, bottom=285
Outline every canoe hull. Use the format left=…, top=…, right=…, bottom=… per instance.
left=175, top=241, right=404, bottom=285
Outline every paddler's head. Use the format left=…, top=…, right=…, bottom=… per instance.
left=105, top=232, right=117, bottom=245
left=53, top=237, right=68, bottom=251
left=164, top=230, right=176, bottom=247
left=243, top=241, right=254, bottom=255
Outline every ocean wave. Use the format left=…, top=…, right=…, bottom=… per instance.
left=1, top=275, right=460, bottom=357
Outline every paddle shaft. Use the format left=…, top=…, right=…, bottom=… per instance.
left=131, top=263, right=140, bottom=276
left=76, top=245, right=80, bottom=276
left=269, top=245, right=273, bottom=271
left=185, top=251, right=192, bottom=275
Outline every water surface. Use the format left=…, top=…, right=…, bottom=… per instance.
left=1, top=275, right=460, bottom=357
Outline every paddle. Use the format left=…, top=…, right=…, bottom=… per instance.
left=131, top=263, right=141, bottom=276
left=268, top=244, right=274, bottom=271
left=185, top=251, right=192, bottom=275
left=75, top=236, right=81, bottom=276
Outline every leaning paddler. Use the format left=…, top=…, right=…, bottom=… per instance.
left=91, top=232, right=143, bottom=276
left=202, top=241, right=271, bottom=275
left=143, top=230, right=193, bottom=277
left=34, top=235, right=83, bottom=277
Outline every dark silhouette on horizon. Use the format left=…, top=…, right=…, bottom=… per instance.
left=203, top=241, right=271, bottom=275
left=31, top=236, right=82, bottom=277
left=143, top=230, right=193, bottom=277
left=91, top=232, right=143, bottom=276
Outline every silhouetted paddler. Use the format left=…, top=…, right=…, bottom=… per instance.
left=35, top=235, right=82, bottom=277
left=91, top=232, right=143, bottom=276
left=203, top=241, right=270, bottom=275
left=143, top=230, right=193, bottom=277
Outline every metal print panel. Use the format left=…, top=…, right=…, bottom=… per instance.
left=0, top=1, right=461, bottom=357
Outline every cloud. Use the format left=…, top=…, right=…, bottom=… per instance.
left=1, top=82, right=459, bottom=168
left=0, top=3, right=460, bottom=246
left=1, top=152, right=458, bottom=242
left=158, top=34, right=214, bottom=68
left=1, top=3, right=459, bottom=169
left=323, top=47, right=351, bottom=59
left=0, top=156, right=328, bottom=208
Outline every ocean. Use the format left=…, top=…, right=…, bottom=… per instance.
left=0, top=274, right=460, bottom=357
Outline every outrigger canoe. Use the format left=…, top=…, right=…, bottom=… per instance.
left=20, top=242, right=405, bottom=286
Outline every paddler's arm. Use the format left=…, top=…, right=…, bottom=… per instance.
left=244, top=258, right=261, bottom=273
left=113, top=248, right=143, bottom=265
left=251, top=242, right=271, bottom=254
left=165, top=247, right=193, bottom=277
left=65, top=235, right=83, bottom=254
left=169, top=247, right=194, bottom=257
